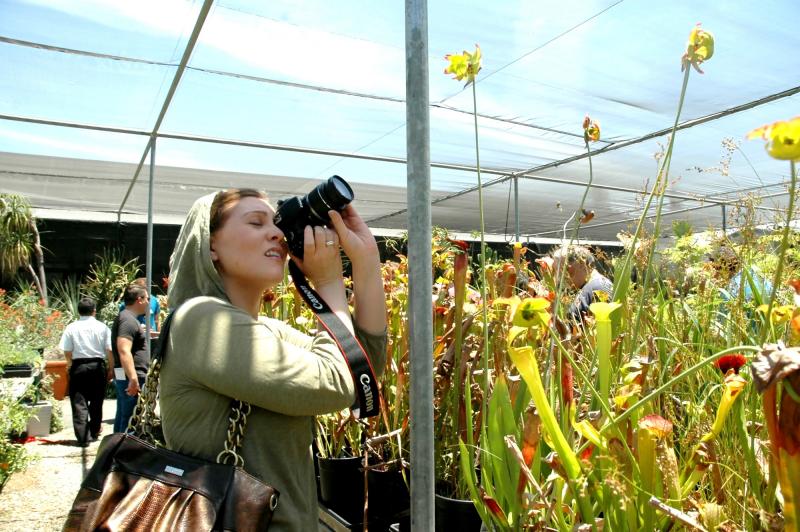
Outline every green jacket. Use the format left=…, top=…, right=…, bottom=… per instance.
left=161, top=192, right=386, bottom=530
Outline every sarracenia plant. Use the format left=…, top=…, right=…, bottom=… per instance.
left=616, top=24, right=714, bottom=346
left=753, top=343, right=800, bottom=531
left=747, top=116, right=800, bottom=345
left=444, top=44, right=491, bottom=417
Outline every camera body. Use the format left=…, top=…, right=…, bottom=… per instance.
left=273, top=175, right=354, bottom=258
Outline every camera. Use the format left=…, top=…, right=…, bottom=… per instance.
left=274, top=175, right=354, bottom=258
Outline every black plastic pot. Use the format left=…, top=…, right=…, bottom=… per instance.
left=367, top=466, right=410, bottom=530
left=1, top=363, right=35, bottom=378
left=317, top=455, right=364, bottom=525
left=435, top=493, right=482, bottom=531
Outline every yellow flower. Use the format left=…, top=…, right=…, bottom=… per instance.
left=444, top=44, right=482, bottom=85
left=757, top=304, right=795, bottom=324
left=682, top=24, right=714, bottom=73
left=512, top=297, right=550, bottom=328
left=747, top=116, right=800, bottom=161
left=582, top=115, right=601, bottom=142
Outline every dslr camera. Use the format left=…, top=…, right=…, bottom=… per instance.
left=274, top=175, right=354, bottom=258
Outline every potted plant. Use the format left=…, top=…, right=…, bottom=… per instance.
left=315, top=409, right=367, bottom=525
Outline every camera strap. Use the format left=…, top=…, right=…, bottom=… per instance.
left=288, top=260, right=380, bottom=419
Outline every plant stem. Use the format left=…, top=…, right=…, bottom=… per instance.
left=759, top=160, right=797, bottom=345
left=472, top=81, right=491, bottom=424
left=629, top=66, right=691, bottom=348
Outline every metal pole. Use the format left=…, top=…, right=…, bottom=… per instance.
left=405, top=0, right=434, bottom=529
left=117, top=0, right=214, bottom=221
left=145, top=138, right=155, bottom=358
left=721, top=204, right=727, bottom=232
left=514, top=174, right=520, bottom=240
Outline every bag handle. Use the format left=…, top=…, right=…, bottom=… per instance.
left=127, top=309, right=250, bottom=467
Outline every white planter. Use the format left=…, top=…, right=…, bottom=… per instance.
left=25, top=400, right=53, bottom=437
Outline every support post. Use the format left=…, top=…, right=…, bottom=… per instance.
left=145, top=138, right=155, bottom=357
left=721, top=203, right=727, bottom=233
left=514, top=174, right=520, bottom=240
left=405, top=0, right=434, bottom=528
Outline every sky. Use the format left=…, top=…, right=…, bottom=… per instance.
left=0, top=0, right=798, bottom=237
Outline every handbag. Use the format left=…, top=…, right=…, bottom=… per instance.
left=63, top=312, right=279, bottom=532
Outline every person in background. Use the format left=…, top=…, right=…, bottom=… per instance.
left=159, top=189, right=387, bottom=529
left=713, top=245, right=773, bottom=304
left=119, top=277, right=161, bottom=332
left=110, top=284, right=150, bottom=433
left=552, top=244, right=613, bottom=321
left=58, top=297, right=113, bottom=446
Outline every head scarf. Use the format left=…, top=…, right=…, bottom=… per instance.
left=167, top=193, right=228, bottom=310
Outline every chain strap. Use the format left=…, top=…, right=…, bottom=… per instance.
left=126, top=358, right=162, bottom=443
left=125, top=310, right=253, bottom=466
left=216, top=400, right=251, bottom=467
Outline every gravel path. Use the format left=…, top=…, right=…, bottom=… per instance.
left=0, top=398, right=116, bottom=532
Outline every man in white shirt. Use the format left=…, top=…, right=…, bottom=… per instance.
left=59, top=297, right=113, bottom=446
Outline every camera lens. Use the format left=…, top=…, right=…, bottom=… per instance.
left=306, top=175, right=354, bottom=224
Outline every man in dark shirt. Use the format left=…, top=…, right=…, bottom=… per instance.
left=111, top=284, right=150, bottom=433
left=552, top=245, right=613, bottom=321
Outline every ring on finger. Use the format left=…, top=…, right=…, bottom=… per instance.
left=325, top=240, right=335, bottom=246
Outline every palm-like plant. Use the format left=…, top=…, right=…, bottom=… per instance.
left=0, top=193, right=47, bottom=304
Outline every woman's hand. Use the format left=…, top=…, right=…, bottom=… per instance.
left=329, top=205, right=386, bottom=337
left=327, top=205, right=379, bottom=267
left=293, top=225, right=344, bottom=288
left=291, top=224, right=353, bottom=335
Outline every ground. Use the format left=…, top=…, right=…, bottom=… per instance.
left=0, top=398, right=115, bottom=532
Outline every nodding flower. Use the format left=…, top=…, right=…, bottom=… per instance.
left=444, top=44, right=482, bottom=86
left=715, top=353, right=747, bottom=375
left=747, top=116, right=800, bottom=162
left=582, top=115, right=601, bottom=142
left=682, top=23, right=715, bottom=73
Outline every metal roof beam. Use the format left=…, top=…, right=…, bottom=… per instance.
left=115, top=0, right=215, bottom=221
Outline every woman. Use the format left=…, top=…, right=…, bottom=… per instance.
left=160, top=189, right=387, bottom=530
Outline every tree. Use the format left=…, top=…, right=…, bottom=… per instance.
left=0, top=194, right=47, bottom=305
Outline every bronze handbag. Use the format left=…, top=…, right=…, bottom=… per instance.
left=63, top=313, right=279, bottom=532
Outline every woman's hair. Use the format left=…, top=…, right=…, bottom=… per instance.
left=209, top=189, right=269, bottom=234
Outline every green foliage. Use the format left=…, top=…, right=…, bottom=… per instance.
left=0, top=193, right=34, bottom=279
left=0, top=382, right=39, bottom=490
left=0, top=288, right=66, bottom=370
left=315, top=410, right=365, bottom=458
left=49, top=276, right=82, bottom=322
left=80, top=248, right=140, bottom=324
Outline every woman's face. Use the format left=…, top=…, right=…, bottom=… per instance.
left=209, top=196, right=288, bottom=290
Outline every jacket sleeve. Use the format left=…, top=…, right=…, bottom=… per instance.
left=168, top=298, right=358, bottom=416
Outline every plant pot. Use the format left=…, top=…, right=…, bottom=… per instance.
left=317, top=455, right=364, bottom=525
left=1, top=363, right=35, bottom=378
left=25, top=400, right=53, bottom=437
left=435, top=493, right=482, bottom=531
left=44, top=360, right=68, bottom=400
left=367, top=465, right=410, bottom=529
